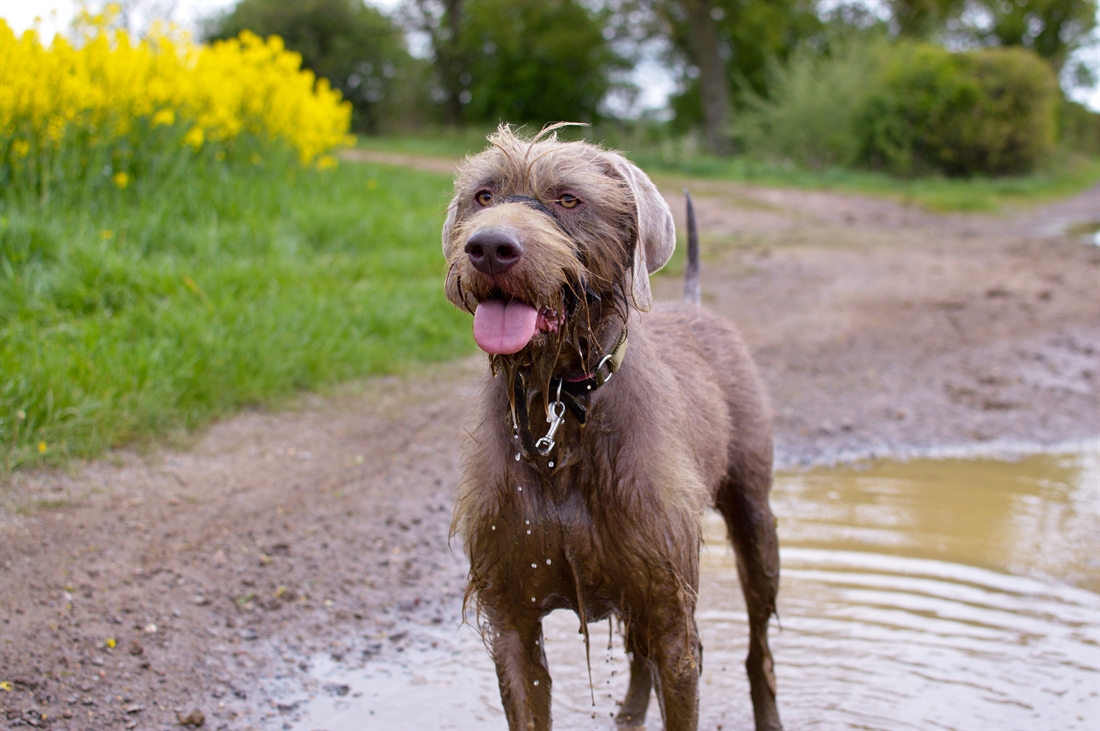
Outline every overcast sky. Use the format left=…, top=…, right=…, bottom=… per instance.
left=2, top=0, right=1095, bottom=113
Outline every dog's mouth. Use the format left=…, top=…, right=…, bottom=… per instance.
left=472, top=296, right=564, bottom=355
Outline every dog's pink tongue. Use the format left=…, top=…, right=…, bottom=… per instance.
left=473, top=300, right=538, bottom=354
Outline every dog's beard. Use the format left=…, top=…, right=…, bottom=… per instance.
left=492, top=279, right=630, bottom=416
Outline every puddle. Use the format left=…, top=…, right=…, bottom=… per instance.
left=280, top=447, right=1099, bottom=730
left=1065, top=220, right=1100, bottom=245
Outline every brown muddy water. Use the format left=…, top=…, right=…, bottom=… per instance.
left=279, top=445, right=1099, bottom=730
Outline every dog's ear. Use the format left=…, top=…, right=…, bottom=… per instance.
left=606, top=155, right=676, bottom=311
left=441, top=194, right=459, bottom=256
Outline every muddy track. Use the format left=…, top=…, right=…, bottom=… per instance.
left=1, top=162, right=1098, bottom=729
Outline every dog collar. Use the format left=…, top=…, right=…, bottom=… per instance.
left=512, top=329, right=628, bottom=462
left=557, top=329, right=628, bottom=396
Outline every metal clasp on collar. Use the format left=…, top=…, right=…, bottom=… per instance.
left=535, top=381, right=566, bottom=456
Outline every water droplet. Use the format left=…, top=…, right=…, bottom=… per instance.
left=515, top=453, right=520, bottom=461
left=531, top=563, right=537, bottom=568
left=533, top=680, right=539, bottom=686
left=518, top=486, right=523, bottom=491
left=548, top=461, right=554, bottom=467
left=546, top=559, right=551, bottom=565
left=531, top=597, right=536, bottom=602
left=525, top=520, right=530, bottom=525
left=526, top=529, right=531, bottom=535
left=491, top=525, right=496, bottom=530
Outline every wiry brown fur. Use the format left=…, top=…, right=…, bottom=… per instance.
left=443, top=125, right=782, bottom=731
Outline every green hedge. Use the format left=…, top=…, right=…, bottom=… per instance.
left=857, top=44, right=1059, bottom=176
left=1060, top=100, right=1100, bottom=157
left=733, top=37, right=1064, bottom=178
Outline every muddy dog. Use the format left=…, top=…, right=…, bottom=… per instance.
left=443, top=124, right=781, bottom=731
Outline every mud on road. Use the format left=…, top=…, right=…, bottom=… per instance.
left=2, top=168, right=1098, bottom=729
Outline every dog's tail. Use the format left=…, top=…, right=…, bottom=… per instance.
left=683, top=189, right=701, bottom=305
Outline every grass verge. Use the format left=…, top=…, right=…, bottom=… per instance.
left=1, top=160, right=472, bottom=473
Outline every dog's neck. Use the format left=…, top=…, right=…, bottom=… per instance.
left=506, top=319, right=628, bottom=468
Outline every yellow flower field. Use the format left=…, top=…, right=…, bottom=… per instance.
left=0, top=5, right=353, bottom=194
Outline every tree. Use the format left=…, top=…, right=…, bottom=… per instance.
left=407, top=0, right=630, bottom=127
left=886, top=0, right=964, bottom=38
left=641, top=0, right=822, bottom=154
left=966, top=0, right=1098, bottom=75
left=402, top=0, right=467, bottom=126
left=885, top=0, right=1097, bottom=77
left=682, top=0, right=732, bottom=154
left=203, top=0, right=421, bottom=132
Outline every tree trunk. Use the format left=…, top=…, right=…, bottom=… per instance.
left=683, top=0, right=731, bottom=155
left=417, top=0, right=464, bottom=127
left=440, top=0, right=464, bottom=127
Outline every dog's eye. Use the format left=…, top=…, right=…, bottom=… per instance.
left=558, top=194, right=580, bottom=209
left=475, top=190, right=492, bottom=207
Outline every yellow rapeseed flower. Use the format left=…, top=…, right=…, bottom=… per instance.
left=112, top=171, right=129, bottom=188
left=38, top=441, right=47, bottom=453
left=0, top=11, right=352, bottom=187
left=182, top=127, right=204, bottom=150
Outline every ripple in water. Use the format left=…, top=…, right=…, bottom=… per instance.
left=283, top=447, right=1099, bottom=730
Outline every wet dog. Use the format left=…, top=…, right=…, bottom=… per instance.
left=443, top=124, right=781, bottom=731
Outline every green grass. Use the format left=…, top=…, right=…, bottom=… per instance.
left=1, top=158, right=473, bottom=472
left=356, top=129, right=1099, bottom=213
left=356, top=127, right=496, bottom=160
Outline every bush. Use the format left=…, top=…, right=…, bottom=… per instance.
left=857, top=44, right=1059, bottom=176
left=1060, top=100, right=1100, bottom=156
left=733, top=36, right=1062, bottom=177
left=731, top=33, right=890, bottom=168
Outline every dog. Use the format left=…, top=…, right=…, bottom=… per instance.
left=443, top=124, right=781, bottom=731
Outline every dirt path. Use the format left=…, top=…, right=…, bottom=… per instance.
left=2, top=166, right=1098, bottom=729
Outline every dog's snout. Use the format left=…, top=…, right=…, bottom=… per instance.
left=465, top=228, right=523, bottom=275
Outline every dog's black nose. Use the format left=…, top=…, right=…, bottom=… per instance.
left=465, top=228, right=523, bottom=275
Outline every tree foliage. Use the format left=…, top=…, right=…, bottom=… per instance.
left=649, top=0, right=823, bottom=151
left=965, top=0, right=1098, bottom=75
left=887, top=0, right=964, bottom=38
left=857, top=43, right=1059, bottom=175
left=887, top=0, right=1097, bottom=75
left=203, top=0, right=423, bottom=132
left=409, top=0, right=630, bottom=127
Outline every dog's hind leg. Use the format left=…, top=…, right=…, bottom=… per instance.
left=614, top=623, right=653, bottom=726
left=715, top=467, right=783, bottom=731
left=489, top=614, right=552, bottom=731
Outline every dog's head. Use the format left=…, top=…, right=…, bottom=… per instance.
left=442, top=124, right=675, bottom=379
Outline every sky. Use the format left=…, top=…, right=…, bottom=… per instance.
left=2, top=0, right=1096, bottom=113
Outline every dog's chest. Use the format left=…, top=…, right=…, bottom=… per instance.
left=477, top=475, right=650, bottom=618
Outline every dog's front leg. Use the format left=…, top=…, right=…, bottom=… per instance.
left=490, top=614, right=552, bottom=731
left=648, top=610, right=701, bottom=731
